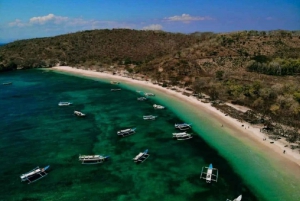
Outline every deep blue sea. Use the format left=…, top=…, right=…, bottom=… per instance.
left=0, top=69, right=299, bottom=201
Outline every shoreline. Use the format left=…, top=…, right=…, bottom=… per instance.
left=50, top=66, right=300, bottom=168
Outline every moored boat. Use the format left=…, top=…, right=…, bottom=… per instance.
left=145, top=92, right=155, bottom=96
left=58, top=102, right=72, bottom=106
left=173, top=132, right=193, bottom=140
left=153, top=104, right=165, bottom=109
left=133, top=149, right=150, bottom=163
left=137, top=97, right=147, bottom=101
left=74, top=111, right=86, bottom=117
left=20, top=165, right=50, bottom=184
left=110, top=81, right=120, bottom=84
left=175, top=123, right=192, bottom=131
left=143, top=115, right=157, bottom=120
left=79, top=155, right=109, bottom=164
left=2, top=82, right=12, bottom=85
left=227, top=195, right=242, bottom=201
left=200, top=163, right=218, bottom=183
left=117, top=128, right=136, bottom=137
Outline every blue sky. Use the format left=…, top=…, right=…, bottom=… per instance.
left=0, top=0, right=299, bottom=42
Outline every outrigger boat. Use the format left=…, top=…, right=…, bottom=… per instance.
left=175, top=123, right=192, bottom=131
left=111, top=88, right=121, bottom=91
left=20, top=165, right=50, bottom=184
left=79, top=155, right=109, bottom=164
left=110, top=81, right=120, bottom=84
left=2, top=82, right=12, bottom=85
left=143, top=115, right=157, bottom=120
left=144, top=93, right=155, bottom=96
left=173, top=132, right=193, bottom=140
left=137, top=97, right=147, bottom=101
left=133, top=149, right=150, bottom=163
left=226, top=195, right=242, bottom=201
left=200, top=163, right=218, bottom=183
left=153, top=104, right=165, bottom=109
left=74, top=111, right=86, bottom=117
left=117, top=128, right=136, bottom=137
left=58, top=102, right=72, bottom=106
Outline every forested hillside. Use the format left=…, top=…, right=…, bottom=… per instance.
left=1, top=29, right=300, bottom=141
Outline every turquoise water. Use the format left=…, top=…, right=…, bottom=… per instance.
left=0, top=69, right=298, bottom=201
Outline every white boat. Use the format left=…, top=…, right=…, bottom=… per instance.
left=2, top=82, right=12, bottom=85
left=79, top=155, right=109, bottom=164
left=145, top=93, right=155, bottom=96
left=133, top=149, right=150, bottom=163
left=200, top=164, right=218, bottom=183
left=137, top=97, right=147, bottom=101
left=153, top=104, right=165, bottom=109
left=110, top=81, right=120, bottom=84
left=20, top=165, right=50, bottom=184
left=117, top=128, right=136, bottom=137
left=173, top=132, right=193, bottom=140
left=74, top=111, right=86, bottom=117
left=143, top=115, right=157, bottom=120
left=227, top=195, right=242, bottom=201
left=175, top=123, right=192, bottom=131
left=58, top=102, right=72, bottom=106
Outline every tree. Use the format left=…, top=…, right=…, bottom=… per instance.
left=215, top=70, right=224, bottom=80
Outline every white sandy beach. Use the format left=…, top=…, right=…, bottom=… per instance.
left=51, top=66, right=300, bottom=169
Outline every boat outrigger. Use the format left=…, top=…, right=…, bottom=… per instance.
left=173, top=132, right=193, bottom=140
left=58, top=102, right=72, bottom=106
left=74, top=111, right=86, bottom=117
left=143, top=115, right=157, bottom=120
left=117, top=128, right=136, bottom=137
left=175, top=123, right=192, bottom=131
left=226, top=195, right=242, bottom=201
left=200, top=164, right=218, bottom=183
left=137, top=97, right=147, bottom=101
left=133, top=149, right=150, bottom=163
left=153, top=104, right=165, bottom=109
left=20, top=165, right=50, bottom=184
left=79, top=155, right=109, bottom=164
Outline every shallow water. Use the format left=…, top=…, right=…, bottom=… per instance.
left=0, top=69, right=298, bottom=201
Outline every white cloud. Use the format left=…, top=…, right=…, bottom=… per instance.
left=164, top=14, right=212, bottom=23
left=9, top=19, right=25, bottom=27
left=142, top=24, right=163, bottom=30
left=8, top=14, right=133, bottom=29
left=29, top=14, right=68, bottom=24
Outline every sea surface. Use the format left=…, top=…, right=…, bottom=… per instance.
left=0, top=69, right=299, bottom=201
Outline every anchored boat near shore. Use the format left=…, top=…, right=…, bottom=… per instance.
left=79, top=155, right=109, bottom=164
left=117, top=128, right=136, bottom=137
left=58, top=102, right=72, bottom=106
left=133, top=149, right=150, bottom=163
left=137, top=97, right=147, bottom=101
left=226, top=195, right=242, bottom=201
left=20, top=165, right=50, bottom=184
left=175, top=123, right=192, bottom=131
left=74, top=110, right=86, bottom=117
left=143, top=115, right=157, bottom=120
left=153, top=104, right=165, bottom=109
left=200, top=164, right=218, bottom=183
left=173, top=132, right=193, bottom=140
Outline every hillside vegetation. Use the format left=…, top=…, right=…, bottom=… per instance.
left=1, top=29, right=300, bottom=142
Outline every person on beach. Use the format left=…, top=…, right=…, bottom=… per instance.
left=283, top=150, right=286, bottom=154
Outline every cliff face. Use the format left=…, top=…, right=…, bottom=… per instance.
left=1, top=29, right=300, bottom=134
